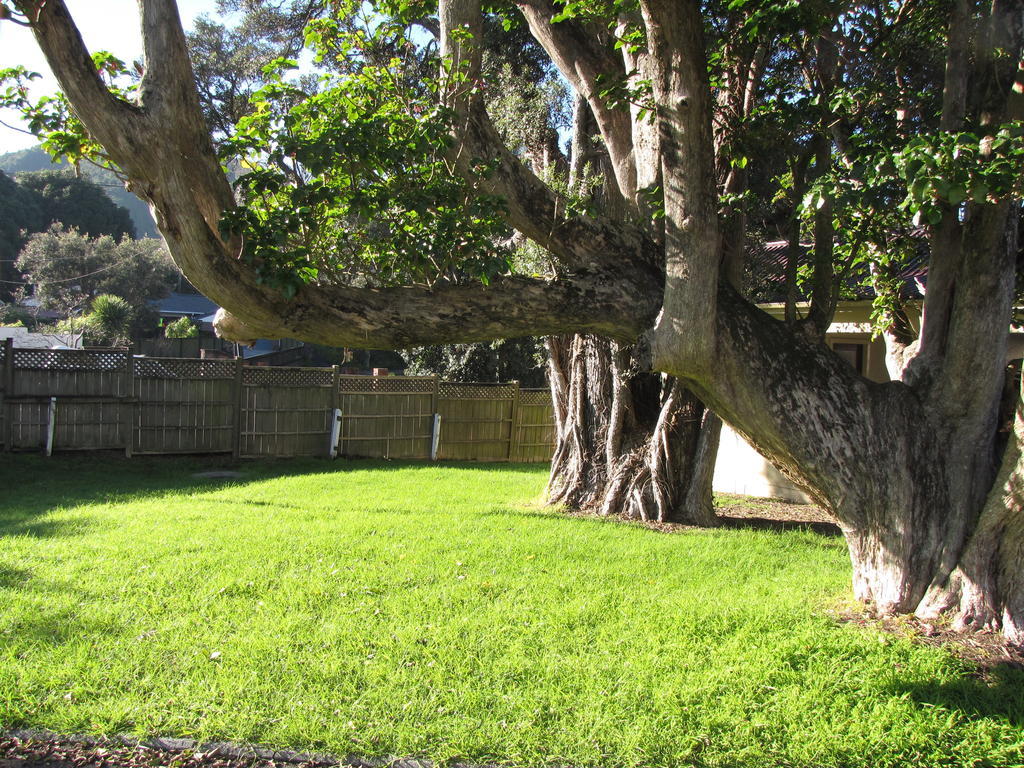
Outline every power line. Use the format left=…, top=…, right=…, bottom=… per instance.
left=0, top=256, right=136, bottom=285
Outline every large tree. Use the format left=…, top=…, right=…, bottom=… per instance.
left=3, top=0, right=1023, bottom=644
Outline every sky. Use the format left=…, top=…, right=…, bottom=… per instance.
left=0, top=0, right=216, bottom=154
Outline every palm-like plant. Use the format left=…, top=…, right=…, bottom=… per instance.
left=87, top=294, right=133, bottom=346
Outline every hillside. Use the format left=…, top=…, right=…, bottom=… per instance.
left=0, top=146, right=159, bottom=238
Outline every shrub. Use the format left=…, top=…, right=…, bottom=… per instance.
left=165, top=316, right=199, bottom=339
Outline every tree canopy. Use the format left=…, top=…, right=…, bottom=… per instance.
left=16, top=169, right=135, bottom=240
left=0, top=167, right=138, bottom=302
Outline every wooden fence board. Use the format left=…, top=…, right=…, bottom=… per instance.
left=8, top=400, right=47, bottom=451
left=240, top=366, right=334, bottom=457
left=513, top=389, right=556, bottom=462
left=337, top=375, right=436, bottom=459
left=133, top=358, right=236, bottom=454
left=1, top=338, right=10, bottom=451
left=437, top=382, right=517, bottom=461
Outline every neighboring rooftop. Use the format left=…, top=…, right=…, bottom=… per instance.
left=0, top=326, right=83, bottom=349
left=152, top=292, right=220, bottom=318
left=746, top=237, right=927, bottom=304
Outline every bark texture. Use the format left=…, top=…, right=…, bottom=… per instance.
left=547, top=335, right=718, bottom=525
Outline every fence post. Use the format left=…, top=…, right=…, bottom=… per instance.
left=123, top=346, right=135, bottom=458
left=45, top=396, right=57, bottom=456
left=430, top=414, right=441, bottom=461
left=507, top=382, right=520, bottom=462
left=232, top=357, right=244, bottom=458
left=2, top=337, right=12, bottom=452
left=430, top=377, right=440, bottom=460
left=329, top=408, right=343, bottom=458
left=328, top=365, right=340, bottom=457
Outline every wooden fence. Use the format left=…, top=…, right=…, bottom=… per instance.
left=0, top=340, right=555, bottom=462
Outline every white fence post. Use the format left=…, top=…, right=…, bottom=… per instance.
left=45, top=396, right=57, bottom=456
left=329, top=408, right=343, bottom=458
left=430, top=413, right=441, bottom=460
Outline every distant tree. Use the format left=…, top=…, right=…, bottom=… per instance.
left=405, top=338, right=547, bottom=387
left=0, top=146, right=160, bottom=237
left=15, top=225, right=178, bottom=320
left=0, top=170, right=43, bottom=301
left=16, top=170, right=135, bottom=241
left=188, top=1, right=325, bottom=139
left=164, top=316, right=199, bottom=339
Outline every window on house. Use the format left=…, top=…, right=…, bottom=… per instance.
left=833, top=342, right=865, bottom=375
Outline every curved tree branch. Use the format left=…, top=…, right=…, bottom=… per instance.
left=14, top=0, right=145, bottom=163
left=440, top=0, right=660, bottom=277
left=514, top=0, right=637, bottom=202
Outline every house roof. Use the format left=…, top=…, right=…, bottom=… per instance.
left=746, top=237, right=928, bottom=304
left=151, top=292, right=220, bottom=318
left=0, top=326, right=84, bottom=349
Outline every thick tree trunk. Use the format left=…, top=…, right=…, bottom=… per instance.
left=916, top=376, right=1024, bottom=644
left=547, top=334, right=719, bottom=526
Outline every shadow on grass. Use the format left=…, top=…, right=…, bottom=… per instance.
left=0, top=564, right=32, bottom=588
left=718, top=514, right=842, bottom=537
left=892, top=662, right=1024, bottom=726
left=0, top=454, right=549, bottom=540
left=481, top=505, right=845, bottom=543
left=0, top=453, right=360, bottom=539
left=4, top=602, right=125, bottom=649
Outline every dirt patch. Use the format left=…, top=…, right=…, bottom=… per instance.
left=560, top=493, right=838, bottom=535
left=714, top=494, right=840, bottom=536
left=0, top=733, right=390, bottom=768
left=191, top=471, right=247, bottom=480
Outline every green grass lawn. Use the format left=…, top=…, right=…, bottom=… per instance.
left=0, top=455, right=1021, bottom=768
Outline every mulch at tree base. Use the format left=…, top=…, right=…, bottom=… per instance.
left=562, top=494, right=841, bottom=536
left=0, top=732, right=441, bottom=768
left=834, top=608, right=1024, bottom=672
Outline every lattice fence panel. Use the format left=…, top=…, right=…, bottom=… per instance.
left=244, top=366, right=334, bottom=388
left=14, top=348, right=128, bottom=372
left=12, top=349, right=129, bottom=398
left=338, top=375, right=437, bottom=394
left=135, top=358, right=236, bottom=380
left=438, top=382, right=518, bottom=400
left=519, top=389, right=552, bottom=407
